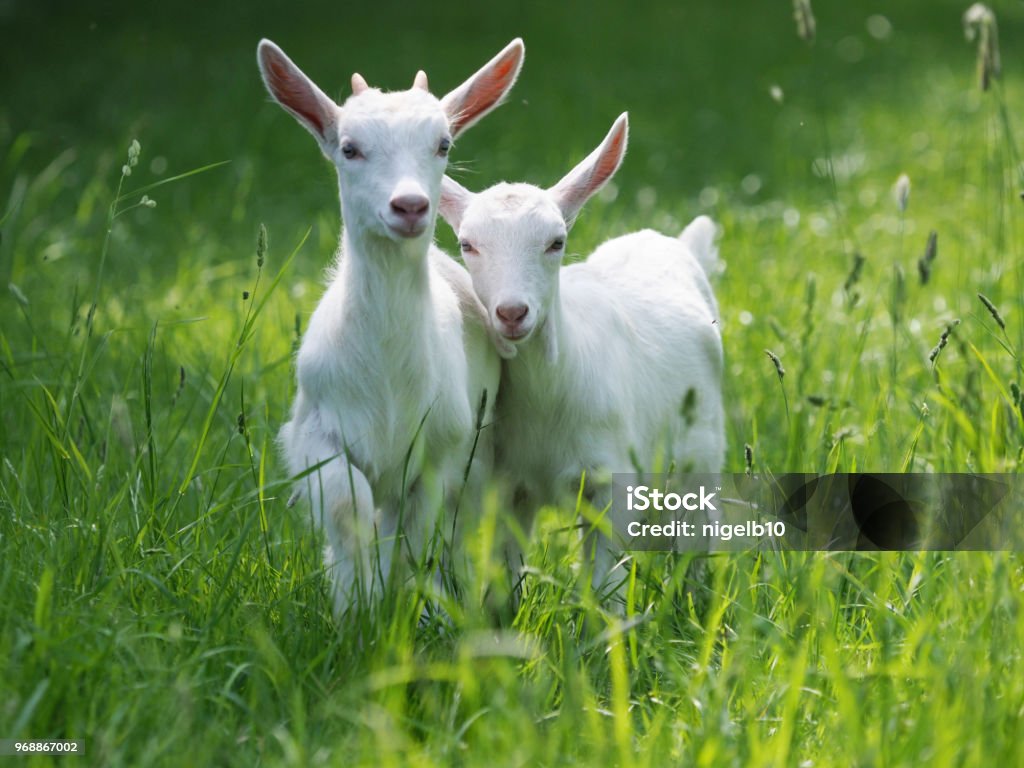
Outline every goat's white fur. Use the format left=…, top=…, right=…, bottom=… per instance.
left=258, top=38, right=524, bottom=618
left=439, top=113, right=725, bottom=590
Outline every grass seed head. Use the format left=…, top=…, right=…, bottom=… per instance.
left=123, top=139, right=141, bottom=177
left=804, top=273, right=817, bottom=311
left=171, top=365, right=186, bottom=406
left=964, top=3, right=1000, bottom=91
left=929, top=319, right=961, bottom=363
left=765, top=349, right=786, bottom=380
left=292, top=312, right=302, bottom=354
left=744, top=443, right=754, bottom=475
left=977, top=292, right=1006, bottom=329
left=918, top=230, right=938, bottom=284
left=892, top=264, right=906, bottom=323
left=847, top=251, right=866, bottom=284
left=257, top=223, right=268, bottom=268
left=893, top=173, right=911, bottom=212
left=792, top=0, right=816, bottom=44
left=843, top=252, right=866, bottom=305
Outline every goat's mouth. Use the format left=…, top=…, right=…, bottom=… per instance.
left=498, top=326, right=533, bottom=343
left=386, top=221, right=428, bottom=239
left=379, top=213, right=428, bottom=240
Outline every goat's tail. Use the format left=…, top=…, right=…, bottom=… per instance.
left=679, top=215, right=723, bottom=277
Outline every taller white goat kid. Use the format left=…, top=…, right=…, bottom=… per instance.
left=258, top=38, right=524, bottom=617
left=440, top=113, right=725, bottom=589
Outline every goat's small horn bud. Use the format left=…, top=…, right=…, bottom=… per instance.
left=413, top=70, right=429, bottom=91
left=351, top=73, right=369, bottom=95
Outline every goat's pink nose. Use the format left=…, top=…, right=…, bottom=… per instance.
left=496, top=303, right=529, bottom=325
left=390, top=194, right=430, bottom=222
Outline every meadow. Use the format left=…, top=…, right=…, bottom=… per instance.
left=3, top=0, right=1024, bottom=765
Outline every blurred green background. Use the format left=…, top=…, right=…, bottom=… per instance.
left=5, top=0, right=1018, bottom=279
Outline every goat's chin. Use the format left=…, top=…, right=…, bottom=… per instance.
left=493, top=336, right=518, bottom=359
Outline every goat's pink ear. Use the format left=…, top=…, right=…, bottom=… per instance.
left=441, top=38, right=524, bottom=139
left=550, top=112, right=629, bottom=225
left=439, top=176, right=473, bottom=231
left=258, top=39, right=339, bottom=149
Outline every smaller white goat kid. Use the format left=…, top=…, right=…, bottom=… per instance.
left=258, top=39, right=524, bottom=618
left=440, top=113, right=725, bottom=591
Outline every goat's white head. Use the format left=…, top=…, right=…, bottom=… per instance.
left=440, top=113, right=628, bottom=358
left=257, top=38, right=524, bottom=244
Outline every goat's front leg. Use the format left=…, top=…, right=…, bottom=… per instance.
left=393, top=468, right=452, bottom=601
left=569, top=467, right=632, bottom=602
left=290, top=436, right=385, bottom=618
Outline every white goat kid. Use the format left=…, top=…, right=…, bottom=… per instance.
left=257, top=38, right=524, bottom=618
left=439, top=113, right=725, bottom=592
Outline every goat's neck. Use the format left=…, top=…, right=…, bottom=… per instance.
left=341, top=218, right=433, bottom=301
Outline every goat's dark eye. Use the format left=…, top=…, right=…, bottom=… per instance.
left=438, top=137, right=451, bottom=157
left=460, top=240, right=476, bottom=255
left=341, top=142, right=361, bottom=160
left=548, top=238, right=565, bottom=252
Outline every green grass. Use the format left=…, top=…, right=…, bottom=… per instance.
left=3, top=1, right=1024, bottom=765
